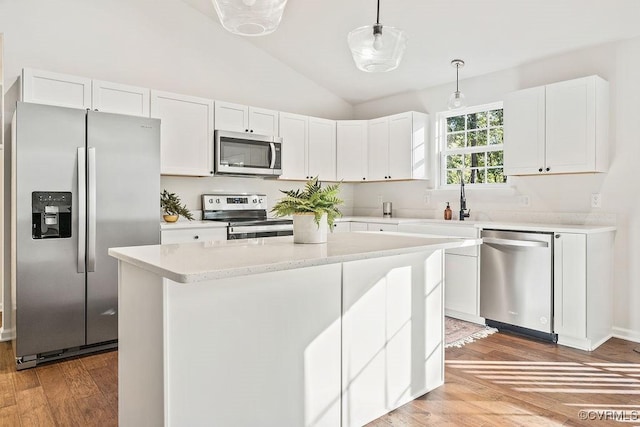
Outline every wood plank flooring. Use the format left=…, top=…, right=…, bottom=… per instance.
left=0, top=332, right=637, bottom=426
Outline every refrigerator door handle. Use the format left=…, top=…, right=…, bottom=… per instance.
left=87, top=147, right=97, bottom=272
left=77, top=147, right=86, bottom=273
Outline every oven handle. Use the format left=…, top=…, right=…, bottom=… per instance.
left=230, top=224, right=292, bottom=234
left=269, top=142, right=276, bottom=169
left=482, top=237, right=549, bottom=248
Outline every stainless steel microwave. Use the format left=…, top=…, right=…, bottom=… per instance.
left=214, top=130, right=282, bottom=177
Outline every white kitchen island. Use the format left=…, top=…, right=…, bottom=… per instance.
left=109, top=232, right=481, bottom=427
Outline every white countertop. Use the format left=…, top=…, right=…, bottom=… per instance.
left=109, top=232, right=481, bottom=284
left=160, top=220, right=228, bottom=230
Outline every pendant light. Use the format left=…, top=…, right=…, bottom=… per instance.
left=212, top=0, right=288, bottom=36
left=347, top=0, right=408, bottom=73
left=448, top=59, right=466, bottom=110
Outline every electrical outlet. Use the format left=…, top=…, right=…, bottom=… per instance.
left=519, top=195, right=530, bottom=207
left=591, top=193, right=602, bottom=208
left=377, top=195, right=383, bottom=204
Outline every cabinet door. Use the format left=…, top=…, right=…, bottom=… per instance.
left=350, top=222, right=368, bottom=232
left=248, top=107, right=279, bottom=135
left=279, top=112, right=308, bottom=180
left=92, top=80, right=150, bottom=117
left=366, top=223, right=398, bottom=232
left=214, top=101, right=248, bottom=132
left=332, top=222, right=351, bottom=233
left=337, top=120, right=368, bottom=182
left=22, top=68, right=91, bottom=109
left=388, top=112, right=413, bottom=180
left=445, top=255, right=478, bottom=317
left=367, top=117, right=389, bottom=181
left=308, top=117, right=336, bottom=181
left=151, top=90, right=214, bottom=176
left=503, top=86, right=545, bottom=175
left=553, top=233, right=587, bottom=339
left=545, top=77, right=596, bottom=173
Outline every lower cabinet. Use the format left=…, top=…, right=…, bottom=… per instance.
left=341, top=251, right=444, bottom=427
left=332, top=221, right=351, bottom=232
left=366, top=223, right=399, bottom=232
left=160, top=227, right=227, bottom=244
left=553, top=231, right=614, bottom=350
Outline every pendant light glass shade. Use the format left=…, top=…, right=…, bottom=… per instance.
left=348, top=0, right=408, bottom=72
left=448, top=59, right=466, bottom=110
left=212, top=0, right=288, bottom=36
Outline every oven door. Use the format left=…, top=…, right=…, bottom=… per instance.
left=228, top=224, right=293, bottom=240
left=215, top=130, right=282, bottom=176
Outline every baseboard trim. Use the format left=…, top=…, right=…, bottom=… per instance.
left=612, top=327, right=640, bottom=344
left=0, top=327, right=15, bottom=342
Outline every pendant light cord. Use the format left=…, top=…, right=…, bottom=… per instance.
left=376, top=0, right=381, bottom=25
left=456, top=64, right=459, bottom=92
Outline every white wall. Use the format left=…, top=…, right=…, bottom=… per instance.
left=352, top=37, right=640, bottom=341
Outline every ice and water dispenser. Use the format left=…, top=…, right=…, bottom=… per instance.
left=32, top=192, right=72, bottom=239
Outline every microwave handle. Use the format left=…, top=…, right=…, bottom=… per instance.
left=269, top=142, right=276, bottom=169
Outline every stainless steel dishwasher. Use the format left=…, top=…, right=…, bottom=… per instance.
left=480, top=229, right=557, bottom=342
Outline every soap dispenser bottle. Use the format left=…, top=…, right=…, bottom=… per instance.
left=444, top=202, right=452, bottom=220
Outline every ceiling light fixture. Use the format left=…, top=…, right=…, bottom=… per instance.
left=212, top=0, right=288, bottom=36
left=448, top=59, right=466, bottom=110
left=347, top=0, right=408, bottom=73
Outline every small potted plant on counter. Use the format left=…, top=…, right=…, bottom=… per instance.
left=161, top=190, right=194, bottom=223
left=271, top=177, right=342, bottom=244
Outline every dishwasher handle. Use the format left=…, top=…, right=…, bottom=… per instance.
left=482, top=237, right=549, bottom=248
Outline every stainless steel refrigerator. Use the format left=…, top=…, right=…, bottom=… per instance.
left=12, top=101, right=160, bottom=369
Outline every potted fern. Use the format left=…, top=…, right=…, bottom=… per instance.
left=161, top=190, right=194, bottom=223
left=271, top=177, right=343, bottom=244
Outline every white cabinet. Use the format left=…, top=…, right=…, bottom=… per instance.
left=366, top=223, right=398, bottom=232
left=333, top=221, right=351, bottom=233
left=367, top=112, right=428, bottom=181
left=553, top=231, right=614, bottom=351
left=161, top=227, right=227, bottom=244
left=22, top=68, right=91, bottom=109
left=342, top=251, right=444, bottom=427
left=92, top=80, right=150, bottom=117
left=214, top=101, right=279, bottom=135
left=350, top=222, right=368, bottom=232
left=504, top=75, right=609, bottom=175
left=22, top=69, right=150, bottom=117
left=397, top=223, right=482, bottom=324
left=151, top=90, right=214, bottom=177
left=337, top=120, right=368, bottom=182
left=279, top=112, right=336, bottom=181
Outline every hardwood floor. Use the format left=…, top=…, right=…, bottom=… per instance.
left=0, top=332, right=637, bottom=426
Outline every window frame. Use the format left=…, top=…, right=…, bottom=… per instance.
left=437, top=101, right=506, bottom=189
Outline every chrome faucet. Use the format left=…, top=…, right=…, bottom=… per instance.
left=459, top=177, right=470, bottom=221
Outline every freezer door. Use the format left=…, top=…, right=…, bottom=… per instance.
left=85, top=110, right=160, bottom=345
left=14, top=102, right=87, bottom=357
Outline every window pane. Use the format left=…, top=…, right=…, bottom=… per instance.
left=447, top=133, right=465, bottom=149
left=488, top=109, right=503, bottom=126
left=447, top=170, right=463, bottom=185
left=471, top=152, right=486, bottom=167
left=447, top=154, right=463, bottom=169
left=489, top=128, right=503, bottom=145
left=461, top=169, right=471, bottom=184
left=470, top=168, right=486, bottom=184
left=447, top=116, right=465, bottom=132
left=467, top=112, right=487, bottom=130
left=468, top=130, right=487, bottom=147
left=487, top=151, right=503, bottom=166
left=487, top=168, right=507, bottom=183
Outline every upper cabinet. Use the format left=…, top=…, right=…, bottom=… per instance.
left=92, top=80, right=150, bottom=117
left=279, top=112, right=337, bottom=181
left=22, top=68, right=150, bottom=117
left=504, top=75, right=609, bottom=176
left=367, top=112, right=428, bottom=181
left=151, top=90, right=214, bottom=177
left=337, top=120, right=368, bottom=182
left=215, top=101, right=279, bottom=136
left=22, top=68, right=91, bottom=110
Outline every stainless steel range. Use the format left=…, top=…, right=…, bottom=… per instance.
left=202, top=193, right=293, bottom=240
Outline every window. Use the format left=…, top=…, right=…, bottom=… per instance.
left=439, top=102, right=506, bottom=187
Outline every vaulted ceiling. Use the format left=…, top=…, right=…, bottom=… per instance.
left=180, top=0, right=640, bottom=104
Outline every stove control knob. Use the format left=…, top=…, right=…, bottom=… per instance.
left=258, top=198, right=264, bottom=204
left=208, top=198, right=213, bottom=204
left=215, top=198, right=221, bottom=204
left=252, top=198, right=258, bottom=203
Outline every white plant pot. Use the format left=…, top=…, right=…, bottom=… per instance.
left=293, top=213, right=328, bottom=244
